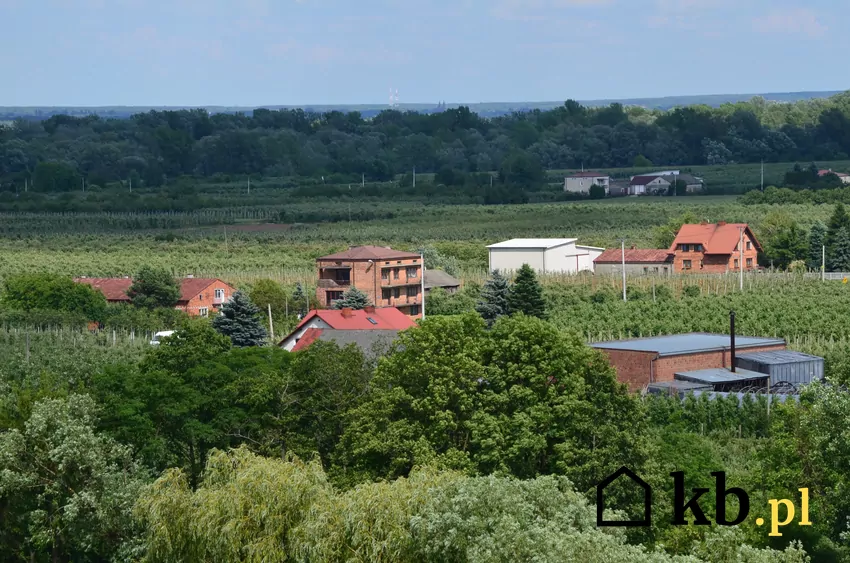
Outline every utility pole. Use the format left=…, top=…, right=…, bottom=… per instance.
left=267, top=304, right=274, bottom=341
left=413, top=166, right=416, bottom=188
left=420, top=253, right=426, bottom=320
left=761, top=160, right=764, bottom=191
left=247, top=176, right=251, bottom=196
left=129, top=177, right=132, bottom=193
left=224, top=226, right=228, bottom=254
left=621, top=240, right=627, bottom=302
left=361, top=173, right=365, bottom=187
left=822, top=245, right=826, bottom=281
left=739, top=227, right=744, bottom=291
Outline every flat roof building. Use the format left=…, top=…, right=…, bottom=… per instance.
left=487, top=238, right=604, bottom=275
left=591, top=332, right=787, bottom=391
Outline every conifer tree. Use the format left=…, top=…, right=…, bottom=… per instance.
left=507, top=264, right=547, bottom=320
left=332, top=287, right=371, bottom=310
left=808, top=221, right=827, bottom=271
left=826, top=203, right=850, bottom=254
left=829, top=228, right=850, bottom=272
left=212, top=290, right=268, bottom=347
left=292, top=282, right=309, bottom=317
left=475, top=270, right=511, bottom=327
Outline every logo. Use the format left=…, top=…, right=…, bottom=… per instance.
left=596, top=466, right=811, bottom=537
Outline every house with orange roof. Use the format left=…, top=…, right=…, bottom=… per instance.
left=670, top=222, right=762, bottom=274
left=278, top=306, right=415, bottom=352
left=75, top=276, right=235, bottom=317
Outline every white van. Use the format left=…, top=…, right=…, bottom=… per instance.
left=149, top=330, right=175, bottom=345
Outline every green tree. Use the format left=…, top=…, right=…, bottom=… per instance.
left=507, top=264, right=547, bottom=319
left=633, top=154, right=653, bottom=167
left=213, top=290, right=268, bottom=347
left=249, top=279, right=286, bottom=318
left=292, top=282, right=310, bottom=318
left=2, top=274, right=107, bottom=321
left=589, top=183, right=606, bottom=199
left=826, top=203, right=850, bottom=255
left=759, top=211, right=808, bottom=269
left=0, top=395, right=148, bottom=563
left=475, top=270, right=511, bottom=327
left=667, top=179, right=687, bottom=196
left=828, top=227, right=850, bottom=272
left=498, top=150, right=544, bottom=189
left=127, top=266, right=180, bottom=309
left=653, top=211, right=698, bottom=248
left=332, top=286, right=371, bottom=310
left=808, top=222, right=828, bottom=271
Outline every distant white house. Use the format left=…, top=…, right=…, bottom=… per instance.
left=629, top=175, right=670, bottom=195
left=564, top=171, right=610, bottom=195
left=487, top=238, right=605, bottom=274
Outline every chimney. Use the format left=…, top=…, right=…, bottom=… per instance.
left=364, top=306, right=376, bottom=314
left=718, top=221, right=727, bottom=227
left=341, top=307, right=354, bottom=318
left=729, top=310, right=736, bottom=373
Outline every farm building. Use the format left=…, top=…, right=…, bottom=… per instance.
left=564, top=171, right=610, bottom=195
left=590, top=332, right=786, bottom=392
left=629, top=175, right=670, bottom=195
left=487, top=239, right=604, bottom=274
left=593, top=247, right=674, bottom=276
left=734, top=350, right=824, bottom=387
left=278, top=306, right=415, bottom=352
left=819, top=169, right=850, bottom=184
left=75, top=276, right=235, bottom=317
left=424, top=270, right=461, bottom=294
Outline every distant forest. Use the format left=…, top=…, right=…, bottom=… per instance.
left=2, top=92, right=850, bottom=207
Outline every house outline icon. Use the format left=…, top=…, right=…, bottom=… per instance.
left=596, top=466, right=652, bottom=527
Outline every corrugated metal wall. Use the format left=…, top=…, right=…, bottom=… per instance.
left=735, top=357, right=824, bottom=386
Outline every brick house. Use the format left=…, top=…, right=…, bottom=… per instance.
left=316, top=246, right=424, bottom=318
left=670, top=222, right=761, bottom=273
left=593, top=247, right=674, bottom=276
left=591, top=333, right=786, bottom=392
left=278, top=306, right=415, bottom=352
left=75, top=276, right=235, bottom=317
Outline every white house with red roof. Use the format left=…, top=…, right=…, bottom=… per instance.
left=564, top=171, right=610, bottom=194
left=278, top=306, right=416, bottom=352
left=819, top=169, right=850, bottom=185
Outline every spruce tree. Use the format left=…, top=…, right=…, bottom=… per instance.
left=292, top=282, right=309, bottom=317
left=476, top=270, right=511, bottom=327
left=212, top=290, right=268, bottom=347
left=829, top=228, right=850, bottom=272
left=826, top=203, right=850, bottom=253
left=332, top=287, right=371, bottom=310
left=808, top=222, right=827, bottom=271
left=507, top=263, right=547, bottom=320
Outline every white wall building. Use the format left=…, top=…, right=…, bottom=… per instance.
left=487, top=239, right=605, bottom=274
left=564, top=172, right=610, bottom=194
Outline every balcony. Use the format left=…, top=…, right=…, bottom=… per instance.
left=318, top=278, right=351, bottom=289
left=381, top=279, right=421, bottom=288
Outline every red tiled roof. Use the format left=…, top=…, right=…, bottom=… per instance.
left=74, top=277, right=233, bottom=303
left=819, top=169, right=849, bottom=178
left=670, top=223, right=762, bottom=254
left=566, top=171, right=607, bottom=178
left=630, top=175, right=666, bottom=186
left=291, top=328, right=323, bottom=352
left=302, top=307, right=415, bottom=331
left=594, top=249, right=674, bottom=264
left=318, top=245, right=421, bottom=261
left=73, top=278, right=132, bottom=301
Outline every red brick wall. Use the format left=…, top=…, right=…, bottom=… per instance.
left=179, top=281, right=235, bottom=317
left=316, top=257, right=423, bottom=319
left=599, top=344, right=787, bottom=392
left=674, top=231, right=759, bottom=274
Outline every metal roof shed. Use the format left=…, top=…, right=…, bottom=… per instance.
left=735, top=350, right=824, bottom=386
left=674, top=367, right=768, bottom=392
left=591, top=333, right=785, bottom=357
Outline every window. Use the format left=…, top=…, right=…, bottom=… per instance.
left=653, top=267, right=659, bottom=273
left=382, top=288, right=392, bottom=300
left=327, top=291, right=344, bottom=306
left=406, top=286, right=418, bottom=298
left=409, top=305, right=420, bottom=316
left=199, top=307, right=209, bottom=317
left=683, top=260, right=692, bottom=270
left=407, top=267, right=418, bottom=278
left=643, top=267, right=649, bottom=274
left=734, top=259, right=739, bottom=269
left=215, top=289, right=225, bottom=300
left=393, top=268, right=400, bottom=280
left=381, top=269, right=389, bottom=280
left=746, top=241, right=752, bottom=251
left=680, top=244, right=689, bottom=252
left=695, top=244, right=703, bottom=252
left=746, top=258, right=753, bottom=268
left=366, top=317, right=378, bottom=325
left=393, top=287, right=401, bottom=299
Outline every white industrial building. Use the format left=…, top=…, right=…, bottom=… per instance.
left=487, top=239, right=605, bottom=274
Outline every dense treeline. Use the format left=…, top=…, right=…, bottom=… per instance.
left=3, top=93, right=850, bottom=204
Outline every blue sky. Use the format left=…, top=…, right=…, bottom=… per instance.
left=1, top=0, right=847, bottom=106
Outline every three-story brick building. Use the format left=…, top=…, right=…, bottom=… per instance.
left=670, top=222, right=761, bottom=274
left=315, top=246, right=424, bottom=318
